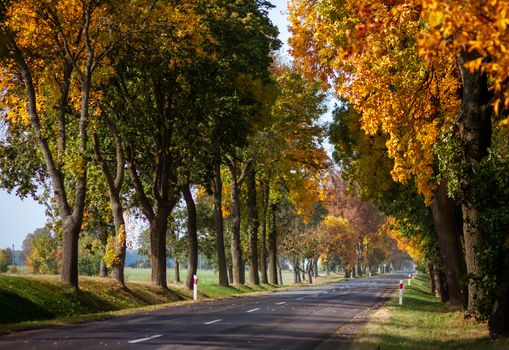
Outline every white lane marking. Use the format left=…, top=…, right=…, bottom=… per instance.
left=276, top=302, right=286, bottom=305
left=204, top=319, right=223, bottom=325
left=296, top=297, right=303, bottom=300
left=247, top=308, right=260, bottom=313
left=128, top=335, right=162, bottom=344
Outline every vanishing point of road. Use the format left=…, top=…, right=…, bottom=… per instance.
left=0, top=275, right=403, bottom=350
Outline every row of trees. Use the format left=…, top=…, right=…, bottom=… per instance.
left=289, top=0, right=509, bottom=338
left=1, top=0, right=375, bottom=293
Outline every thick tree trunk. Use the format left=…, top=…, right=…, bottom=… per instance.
left=229, top=162, right=243, bottom=286
left=260, top=179, right=269, bottom=284
left=212, top=163, right=228, bottom=286
left=268, top=204, right=278, bottom=284
left=458, top=51, right=492, bottom=315
left=431, top=181, right=467, bottom=307
left=150, top=203, right=171, bottom=288
left=61, top=219, right=82, bottom=289
left=247, top=170, right=260, bottom=285
left=183, top=185, right=198, bottom=290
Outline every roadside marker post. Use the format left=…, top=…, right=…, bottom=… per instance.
left=399, top=280, right=404, bottom=305
left=408, top=275, right=411, bottom=286
left=193, top=275, right=198, bottom=301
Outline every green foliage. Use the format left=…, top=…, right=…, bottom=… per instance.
left=0, top=249, right=9, bottom=273
left=23, top=228, right=59, bottom=275
left=470, top=129, right=509, bottom=321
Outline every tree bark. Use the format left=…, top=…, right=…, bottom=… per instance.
left=431, top=180, right=467, bottom=308
left=268, top=204, right=278, bottom=284
left=428, top=262, right=437, bottom=296
left=458, top=51, right=492, bottom=315
left=149, top=203, right=171, bottom=288
left=183, top=185, right=198, bottom=290
left=174, top=259, right=180, bottom=283
left=212, top=163, right=228, bottom=286
left=247, top=170, right=260, bottom=285
left=489, top=252, right=509, bottom=337
left=228, top=160, right=243, bottom=285
left=260, top=179, right=270, bottom=284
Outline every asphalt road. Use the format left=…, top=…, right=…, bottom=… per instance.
left=0, top=274, right=403, bottom=350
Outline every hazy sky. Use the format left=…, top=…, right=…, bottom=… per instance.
left=0, top=0, right=292, bottom=250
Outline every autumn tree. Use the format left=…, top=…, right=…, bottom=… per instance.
left=0, top=0, right=139, bottom=288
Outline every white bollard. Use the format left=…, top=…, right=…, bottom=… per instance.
left=369, top=271, right=371, bottom=278
left=399, top=280, right=404, bottom=305
left=408, top=275, right=411, bottom=286
left=193, top=274, right=198, bottom=300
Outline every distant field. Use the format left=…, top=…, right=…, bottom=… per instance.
left=7, top=266, right=341, bottom=286
left=124, top=267, right=299, bottom=285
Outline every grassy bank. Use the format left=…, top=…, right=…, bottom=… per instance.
left=350, top=274, right=509, bottom=350
left=0, top=271, right=344, bottom=331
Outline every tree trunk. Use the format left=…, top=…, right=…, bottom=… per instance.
left=293, top=260, right=300, bottom=283
left=260, top=179, right=270, bottom=284
left=229, top=161, right=243, bottom=286
left=212, top=163, right=228, bottom=286
left=150, top=203, right=171, bottom=288
left=458, top=51, right=492, bottom=315
left=174, top=259, right=180, bottom=283
left=61, top=219, right=82, bottom=289
left=228, top=264, right=234, bottom=284
left=307, top=260, right=313, bottom=284
left=93, top=118, right=127, bottom=286
left=183, top=185, right=198, bottom=290
left=489, top=252, right=509, bottom=337
left=247, top=170, right=260, bottom=285
left=268, top=205, right=278, bottom=284
left=99, top=232, right=108, bottom=277
left=277, top=258, right=283, bottom=286
left=429, top=262, right=437, bottom=296
left=314, top=260, right=318, bottom=278
left=431, top=180, right=467, bottom=308
left=110, top=197, right=126, bottom=286
left=437, top=268, right=449, bottom=303
left=99, top=259, right=108, bottom=277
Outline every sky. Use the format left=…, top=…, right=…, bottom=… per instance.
left=0, top=0, right=293, bottom=251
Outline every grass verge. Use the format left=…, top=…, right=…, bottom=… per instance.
left=349, top=274, right=509, bottom=350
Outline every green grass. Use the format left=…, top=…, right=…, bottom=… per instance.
left=123, top=267, right=300, bottom=285
left=0, top=274, right=184, bottom=328
left=350, top=275, right=509, bottom=350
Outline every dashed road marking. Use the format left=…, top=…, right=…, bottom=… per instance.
left=204, top=319, right=223, bottom=325
left=276, top=302, right=286, bottom=305
left=128, top=335, right=162, bottom=344
left=246, top=308, right=260, bottom=313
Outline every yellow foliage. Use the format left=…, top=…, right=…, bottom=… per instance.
left=289, top=0, right=462, bottom=203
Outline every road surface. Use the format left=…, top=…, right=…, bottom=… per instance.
left=0, top=275, right=402, bottom=349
